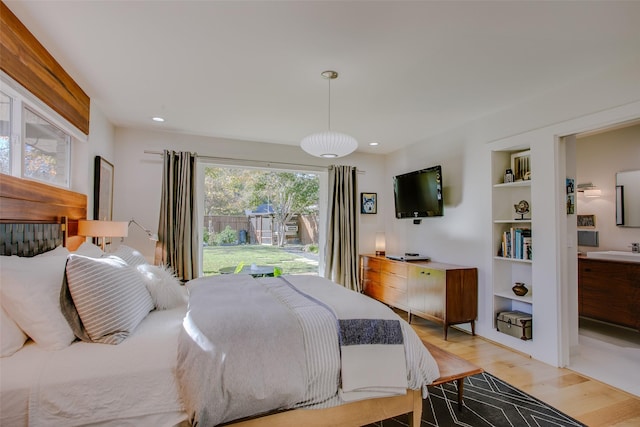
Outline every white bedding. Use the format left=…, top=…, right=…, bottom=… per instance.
left=0, top=304, right=189, bottom=427
left=1, top=273, right=440, bottom=427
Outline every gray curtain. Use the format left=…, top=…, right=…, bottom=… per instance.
left=156, top=150, right=199, bottom=280
left=324, top=165, right=359, bottom=291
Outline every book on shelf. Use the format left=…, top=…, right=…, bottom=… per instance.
left=498, top=227, right=532, bottom=260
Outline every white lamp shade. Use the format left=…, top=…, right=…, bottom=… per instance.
left=375, top=232, right=386, bottom=255
left=300, top=131, right=358, bottom=158
left=78, top=220, right=129, bottom=238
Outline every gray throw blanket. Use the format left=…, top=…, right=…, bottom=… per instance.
left=177, top=275, right=307, bottom=426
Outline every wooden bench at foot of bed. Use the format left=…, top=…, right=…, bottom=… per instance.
left=424, top=341, right=484, bottom=410
left=225, top=342, right=482, bottom=427
left=224, top=389, right=422, bottom=427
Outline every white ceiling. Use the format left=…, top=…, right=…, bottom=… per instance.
left=6, top=1, right=640, bottom=155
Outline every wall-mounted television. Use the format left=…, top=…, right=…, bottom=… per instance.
left=393, top=165, right=443, bottom=218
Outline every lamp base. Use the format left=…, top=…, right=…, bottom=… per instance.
left=375, top=251, right=385, bottom=256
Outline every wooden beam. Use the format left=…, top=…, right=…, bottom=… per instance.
left=0, top=1, right=90, bottom=134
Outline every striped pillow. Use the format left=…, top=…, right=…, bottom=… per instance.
left=108, top=245, right=148, bottom=266
left=65, top=254, right=154, bottom=344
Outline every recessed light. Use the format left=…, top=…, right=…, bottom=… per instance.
left=152, top=116, right=165, bottom=123
left=369, top=142, right=379, bottom=146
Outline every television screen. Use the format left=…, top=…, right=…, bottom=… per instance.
left=393, top=165, right=443, bottom=218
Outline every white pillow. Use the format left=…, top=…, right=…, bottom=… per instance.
left=1, top=306, right=28, bottom=357
left=136, top=264, right=186, bottom=310
left=74, top=241, right=104, bottom=258
left=0, top=255, right=75, bottom=350
left=109, top=245, right=148, bottom=267
left=65, top=255, right=154, bottom=345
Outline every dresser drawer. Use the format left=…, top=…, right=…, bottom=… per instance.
left=381, top=271, right=408, bottom=291
left=382, top=261, right=408, bottom=278
left=365, top=281, right=407, bottom=308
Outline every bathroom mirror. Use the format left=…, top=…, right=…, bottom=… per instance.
left=616, top=169, right=640, bottom=227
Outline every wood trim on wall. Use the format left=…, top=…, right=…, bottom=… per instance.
left=0, top=174, right=87, bottom=250
left=0, top=174, right=87, bottom=222
left=0, top=1, right=90, bottom=134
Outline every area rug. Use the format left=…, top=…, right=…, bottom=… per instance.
left=366, top=372, right=586, bottom=427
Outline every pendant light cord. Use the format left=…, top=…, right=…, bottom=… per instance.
left=327, top=77, right=332, bottom=131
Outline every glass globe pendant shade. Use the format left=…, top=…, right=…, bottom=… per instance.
left=300, top=130, right=358, bottom=158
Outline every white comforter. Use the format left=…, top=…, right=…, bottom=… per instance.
left=178, top=274, right=440, bottom=426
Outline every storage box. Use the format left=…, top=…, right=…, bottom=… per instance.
left=496, top=311, right=532, bottom=340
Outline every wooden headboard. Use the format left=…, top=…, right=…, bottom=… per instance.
left=0, top=174, right=87, bottom=252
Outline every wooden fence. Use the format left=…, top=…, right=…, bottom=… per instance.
left=204, top=215, right=318, bottom=245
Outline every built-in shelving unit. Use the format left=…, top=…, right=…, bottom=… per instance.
left=491, top=149, right=533, bottom=342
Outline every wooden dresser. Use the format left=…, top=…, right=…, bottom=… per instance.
left=359, top=254, right=478, bottom=339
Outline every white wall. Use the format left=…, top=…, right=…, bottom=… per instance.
left=84, top=101, right=116, bottom=218
left=576, top=123, right=640, bottom=252
left=113, top=128, right=386, bottom=265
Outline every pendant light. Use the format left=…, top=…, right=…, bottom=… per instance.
left=300, top=70, right=358, bottom=158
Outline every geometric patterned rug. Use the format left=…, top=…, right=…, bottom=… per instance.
left=366, top=372, right=587, bottom=427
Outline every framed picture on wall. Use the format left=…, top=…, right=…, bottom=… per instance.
left=360, top=192, right=377, bottom=214
left=577, top=214, right=596, bottom=228
left=511, top=150, right=531, bottom=181
left=566, top=178, right=575, bottom=214
left=93, top=156, right=114, bottom=222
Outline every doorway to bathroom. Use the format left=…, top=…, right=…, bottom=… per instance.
left=565, top=120, right=640, bottom=396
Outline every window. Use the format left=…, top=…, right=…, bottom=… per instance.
left=23, top=107, right=70, bottom=186
left=0, top=76, right=75, bottom=187
left=0, top=91, right=11, bottom=174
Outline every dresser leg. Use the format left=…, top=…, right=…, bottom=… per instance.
left=443, top=324, right=448, bottom=340
left=471, top=320, right=476, bottom=336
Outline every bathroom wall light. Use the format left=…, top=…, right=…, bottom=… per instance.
left=577, top=183, right=602, bottom=198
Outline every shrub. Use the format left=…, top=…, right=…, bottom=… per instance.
left=304, top=243, right=318, bottom=253
left=215, top=226, right=237, bottom=245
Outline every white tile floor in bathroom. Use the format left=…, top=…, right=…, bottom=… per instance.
left=570, top=318, right=640, bottom=396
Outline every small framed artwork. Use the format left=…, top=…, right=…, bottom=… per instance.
left=511, top=150, right=531, bottom=181
left=360, top=192, right=377, bottom=214
left=566, top=178, right=575, bottom=214
left=93, top=156, right=114, bottom=221
left=577, top=214, right=596, bottom=228
left=566, top=178, right=574, bottom=195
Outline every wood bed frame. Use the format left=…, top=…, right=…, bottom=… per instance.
left=0, top=174, right=483, bottom=426
left=0, top=174, right=86, bottom=251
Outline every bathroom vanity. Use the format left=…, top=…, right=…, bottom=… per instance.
left=578, top=255, right=640, bottom=331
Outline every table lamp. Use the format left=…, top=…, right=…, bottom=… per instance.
left=78, top=220, right=129, bottom=251
left=375, top=232, right=386, bottom=256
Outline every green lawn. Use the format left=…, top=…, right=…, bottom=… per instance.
left=202, top=244, right=319, bottom=276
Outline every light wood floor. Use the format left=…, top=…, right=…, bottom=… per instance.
left=405, top=314, right=640, bottom=427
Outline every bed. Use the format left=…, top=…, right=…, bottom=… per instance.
left=0, top=174, right=440, bottom=426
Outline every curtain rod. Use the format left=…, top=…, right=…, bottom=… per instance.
left=143, top=150, right=365, bottom=173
